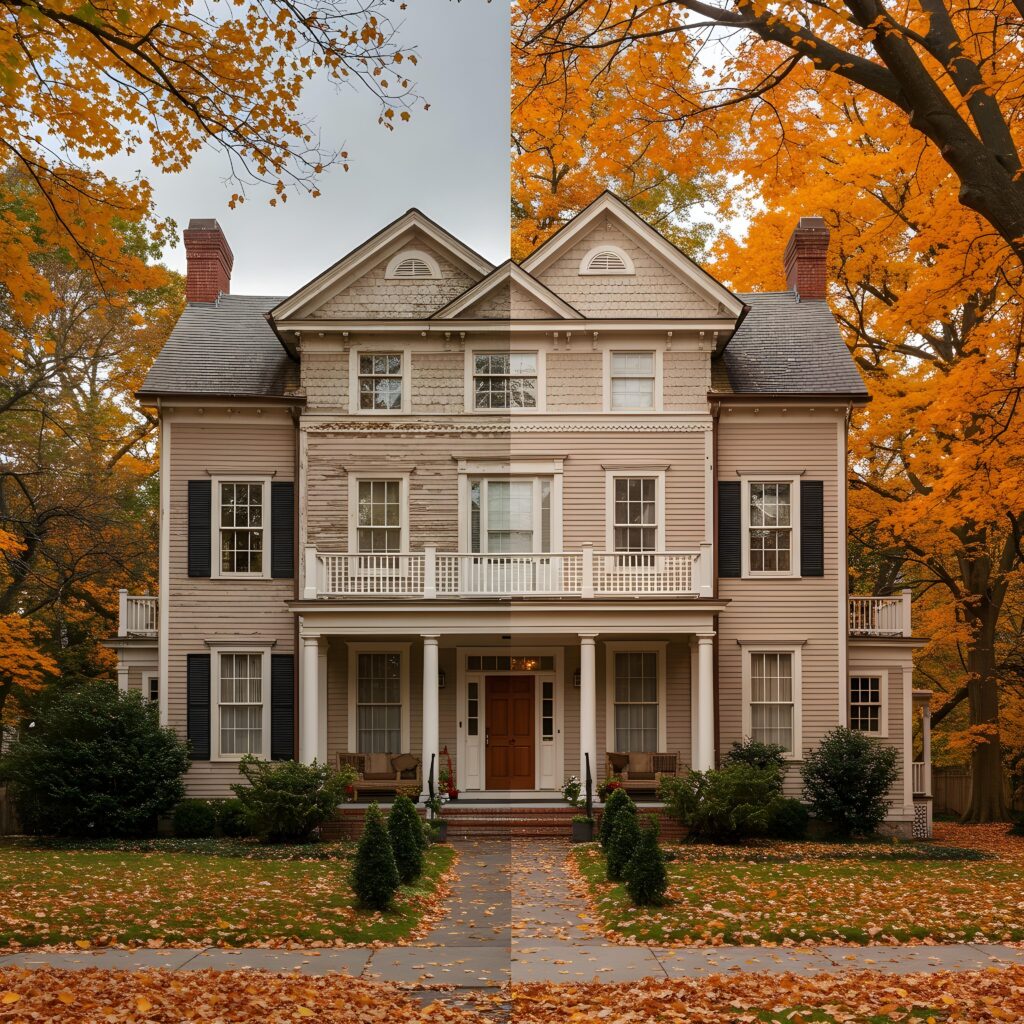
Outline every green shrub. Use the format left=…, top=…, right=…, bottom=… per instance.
left=387, top=794, right=424, bottom=883
left=600, top=787, right=636, bottom=851
left=606, top=807, right=641, bottom=882
left=765, top=797, right=810, bottom=840
left=662, top=763, right=780, bottom=843
left=0, top=683, right=188, bottom=837
left=173, top=799, right=217, bottom=839
left=231, top=756, right=355, bottom=844
left=625, top=818, right=668, bottom=906
left=351, top=803, right=400, bottom=911
left=215, top=798, right=251, bottom=838
left=724, top=739, right=788, bottom=779
left=801, top=727, right=899, bottom=839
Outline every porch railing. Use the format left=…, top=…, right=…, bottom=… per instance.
left=118, top=590, right=158, bottom=637
left=912, top=761, right=929, bottom=796
left=848, top=591, right=912, bottom=637
left=306, top=544, right=712, bottom=600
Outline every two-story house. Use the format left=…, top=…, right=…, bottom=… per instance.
left=107, top=193, right=933, bottom=837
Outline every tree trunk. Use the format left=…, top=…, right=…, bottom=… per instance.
left=962, top=639, right=1008, bottom=822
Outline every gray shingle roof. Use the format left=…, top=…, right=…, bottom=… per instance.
left=139, top=295, right=297, bottom=399
left=714, top=291, right=868, bottom=399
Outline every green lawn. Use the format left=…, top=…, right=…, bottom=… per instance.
left=0, top=838, right=455, bottom=949
left=573, top=837, right=1024, bottom=945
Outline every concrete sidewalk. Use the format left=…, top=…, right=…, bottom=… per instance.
left=3, top=840, right=1024, bottom=989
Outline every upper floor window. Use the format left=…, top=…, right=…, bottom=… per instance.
left=473, top=352, right=538, bottom=409
left=579, top=244, right=635, bottom=275
left=470, top=477, right=551, bottom=553
left=748, top=481, right=794, bottom=575
left=612, top=476, right=658, bottom=553
left=385, top=249, right=440, bottom=279
left=218, top=481, right=266, bottom=576
left=609, top=352, right=656, bottom=410
left=358, top=353, right=403, bottom=411
left=356, top=479, right=403, bottom=553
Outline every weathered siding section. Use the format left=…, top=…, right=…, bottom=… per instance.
left=546, top=351, right=602, bottom=411
left=168, top=413, right=296, bottom=798
left=410, top=350, right=465, bottom=413
left=301, top=349, right=347, bottom=409
left=532, top=216, right=720, bottom=318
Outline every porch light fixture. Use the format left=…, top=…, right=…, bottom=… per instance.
left=573, top=668, right=581, bottom=688
left=438, top=669, right=446, bottom=689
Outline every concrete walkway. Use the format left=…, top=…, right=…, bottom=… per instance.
left=4, top=840, right=1024, bottom=990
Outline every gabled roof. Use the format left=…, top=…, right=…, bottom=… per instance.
left=431, top=261, right=583, bottom=320
left=521, top=191, right=746, bottom=319
left=138, top=295, right=296, bottom=400
left=270, top=208, right=494, bottom=322
left=713, top=291, right=869, bottom=399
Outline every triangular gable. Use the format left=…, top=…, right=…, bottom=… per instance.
left=432, top=262, right=582, bottom=320
left=270, top=209, right=494, bottom=322
left=521, top=192, right=745, bottom=319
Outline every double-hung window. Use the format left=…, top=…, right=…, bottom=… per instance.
left=613, top=651, right=659, bottom=752
left=356, top=479, right=403, bottom=554
left=850, top=675, right=885, bottom=735
left=748, top=481, right=793, bottom=574
left=473, top=353, right=538, bottom=409
left=218, top=652, right=266, bottom=757
left=358, top=353, right=403, bottom=410
left=470, top=478, right=551, bottom=554
left=356, top=652, right=402, bottom=753
left=612, top=476, right=658, bottom=559
left=218, top=481, right=266, bottom=576
left=609, top=352, right=656, bottom=410
left=748, top=651, right=796, bottom=753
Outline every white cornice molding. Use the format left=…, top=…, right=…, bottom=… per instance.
left=306, top=419, right=712, bottom=434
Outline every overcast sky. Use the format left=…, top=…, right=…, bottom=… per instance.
left=109, top=0, right=510, bottom=296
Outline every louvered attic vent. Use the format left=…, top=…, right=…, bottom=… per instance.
left=392, top=256, right=432, bottom=278
left=588, top=249, right=628, bottom=272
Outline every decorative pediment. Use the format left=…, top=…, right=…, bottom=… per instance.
left=432, top=262, right=582, bottom=321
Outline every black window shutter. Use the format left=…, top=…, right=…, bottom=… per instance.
left=187, top=480, right=212, bottom=578
left=186, top=654, right=211, bottom=760
left=718, top=481, right=741, bottom=578
left=800, top=480, right=825, bottom=577
left=271, top=481, right=295, bottom=579
left=270, top=653, right=296, bottom=761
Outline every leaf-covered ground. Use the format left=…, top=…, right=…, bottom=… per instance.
left=572, top=823, right=1024, bottom=945
left=0, top=840, right=455, bottom=950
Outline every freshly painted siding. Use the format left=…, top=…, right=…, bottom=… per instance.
left=547, top=351, right=602, bottom=412
left=664, top=349, right=711, bottom=409
left=455, top=281, right=555, bottom=320
left=167, top=414, right=296, bottom=798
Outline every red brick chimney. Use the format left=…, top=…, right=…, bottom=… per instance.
left=783, top=216, right=829, bottom=301
left=183, top=219, right=233, bottom=303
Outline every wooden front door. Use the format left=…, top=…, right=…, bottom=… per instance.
left=486, top=676, right=535, bottom=789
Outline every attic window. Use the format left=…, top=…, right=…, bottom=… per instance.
left=580, top=245, right=634, bottom=276
left=385, top=249, right=440, bottom=280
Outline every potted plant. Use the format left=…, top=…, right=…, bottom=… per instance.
left=571, top=814, right=594, bottom=842
left=440, top=748, right=459, bottom=801
left=598, top=776, right=623, bottom=802
left=426, top=792, right=448, bottom=842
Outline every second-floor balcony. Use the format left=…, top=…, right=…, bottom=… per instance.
left=848, top=590, right=913, bottom=637
left=117, top=590, right=158, bottom=638
left=303, top=545, right=714, bottom=600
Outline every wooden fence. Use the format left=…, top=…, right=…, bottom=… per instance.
left=931, top=767, right=1021, bottom=816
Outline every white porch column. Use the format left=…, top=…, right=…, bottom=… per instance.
left=695, top=633, right=715, bottom=771
left=421, top=635, right=440, bottom=799
left=579, top=633, right=598, bottom=787
left=300, top=635, right=320, bottom=764
left=116, top=665, right=130, bottom=693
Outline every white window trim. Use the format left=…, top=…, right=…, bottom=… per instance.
left=849, top=670, right=889, bottom=739
left=347, top=473, right=411, bottom=554
left=579, top=244, right=636, bottom=276
left=604, top=641, right=668, bottom=754
left=456, top=460, right=564, bottom=553
left=144, top=673, right=160, bottom=705
left=384, top=248, right=440, bottom=279
left=211, top=476, right=272, bottom=580
left=210, top=645, right=272, bottom=762
left=604, top=470, right=666, bottom=555
left=347, top=643, right=412, bottom=754
left=602, top=347, right=663, bottom=412
left=465, top=347, right=546, bottom=413
left=740, top=642, right=803, bottom=760
left=740, top=475, right=801, bottom=579
left=348, top=347, right=410, bottom=414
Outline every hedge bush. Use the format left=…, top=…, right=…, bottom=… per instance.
left=351, top=804, right=400, bottom=911
left=724, top=739, right=788, bottom=777
left=765, top=797, right=810, bottom=840
left=600, top=787, right=636, bottom=851
left=215, top=798, right=251, bottom=838
left=625, top=818, right=668, bottom=906
left=232, top=756, right=355, bottom=844
left=661, top=763, right=779, bottom=843
left=387, top=794, right=424, bottom=883
left=0, top=683, right=188, bottom=837
left=173, top=799, right=218, bottom=839
left=606, top=807, right=641, bottom=882
left=801, top=727, right=899, bottom=838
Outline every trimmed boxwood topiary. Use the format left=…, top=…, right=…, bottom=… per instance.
left=600, top=787, right=636, bottom=851
left=351, top=803, right=400, bottom=911
left=625, top=817, right=668, bottom=906
left=0, top=683, right=188, bottom=837
left=387, top=794, right=425, bottom=883
left=606, top=805, right=641, bottom=882
left=173, top=799, right=217, bottom=838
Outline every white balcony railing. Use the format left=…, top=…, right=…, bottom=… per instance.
left=118, top=590, right=158, bottom=637
left=305, top=545, right=711, bottom=600
left=848, top=590, right=912, bottom=637
left=912, top=761, right=928, bottom=796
